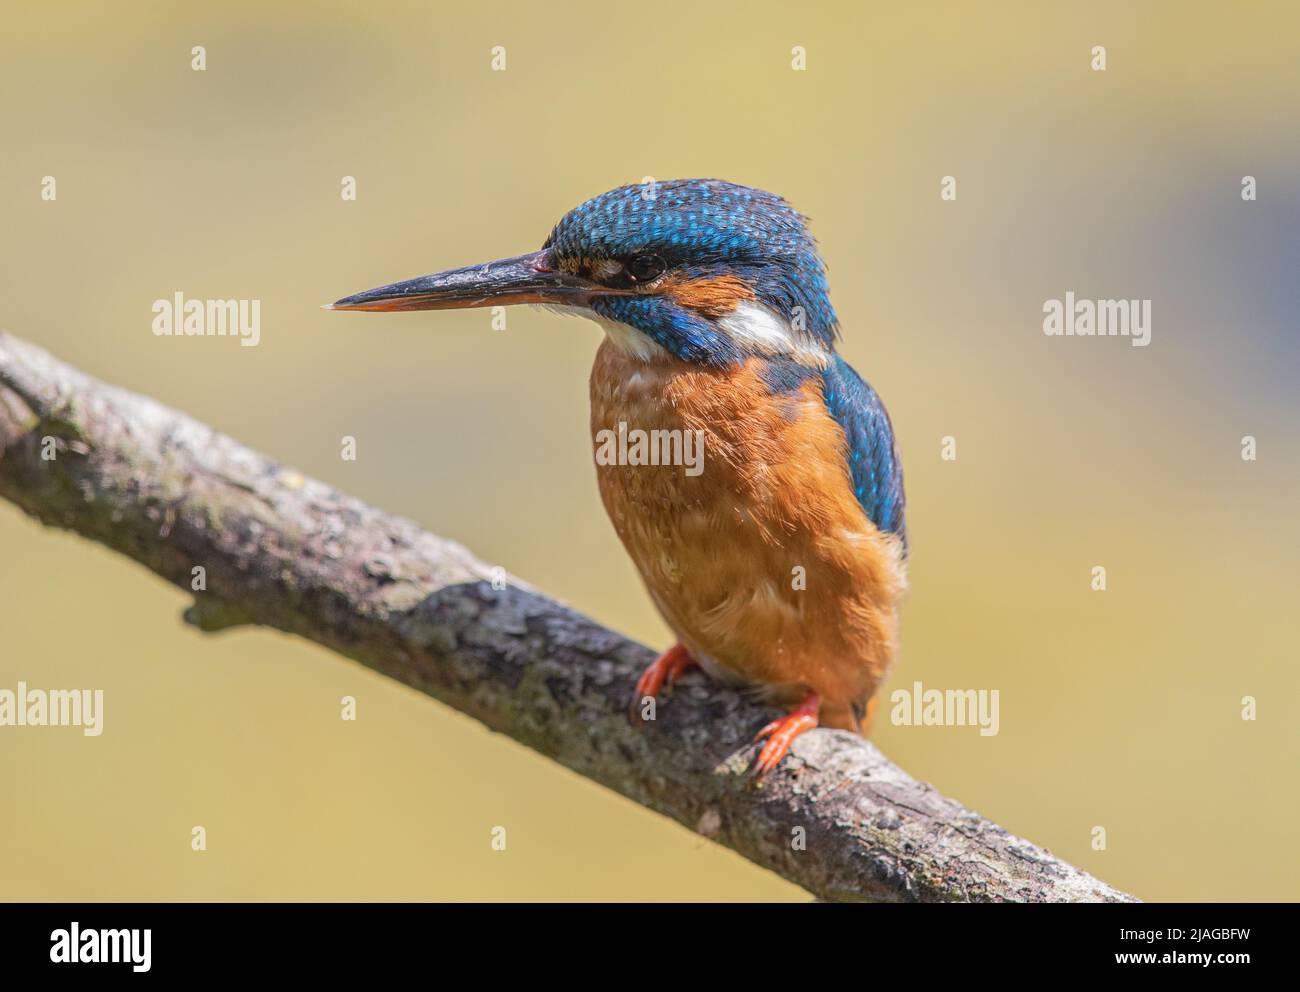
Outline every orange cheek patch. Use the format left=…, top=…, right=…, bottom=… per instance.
left=668, top=274, right=756, bottom=319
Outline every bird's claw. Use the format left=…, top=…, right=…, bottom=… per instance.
left=751, top=693, right=821, bottom=783
left=628, top=643, right=694, bottom=724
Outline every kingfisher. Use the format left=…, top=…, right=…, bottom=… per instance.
left=328, top=179, right=907, bottom=779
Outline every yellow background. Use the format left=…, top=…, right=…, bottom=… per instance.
left=2, top=1, right=1297, bottom=901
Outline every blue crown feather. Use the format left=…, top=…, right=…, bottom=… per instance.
left=543, top=179, right=840, bottom=350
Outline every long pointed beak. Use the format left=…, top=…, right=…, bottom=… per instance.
left=325, top=249, right=617, bottom=312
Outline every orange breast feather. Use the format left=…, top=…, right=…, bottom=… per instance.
left=589, top=340, right=907, bottom=731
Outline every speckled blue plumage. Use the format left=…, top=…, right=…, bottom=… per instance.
left=545, top=179, right=839, bottom=349
left=821, top=355, right=908, bottom=551
left=592, top=294, right=744, bottom=366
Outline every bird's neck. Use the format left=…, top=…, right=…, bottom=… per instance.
left=576, top=300, right=832, bottom=371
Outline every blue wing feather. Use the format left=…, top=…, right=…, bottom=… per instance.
left=821, top=355, right=907, bottom=553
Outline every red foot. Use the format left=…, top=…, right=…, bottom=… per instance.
left=632, top=643, right=694, bottom=708
left=753, top=692, right=820, bottom=780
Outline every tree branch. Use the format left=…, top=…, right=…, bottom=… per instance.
left=0, top=331, right=1135, bottom=902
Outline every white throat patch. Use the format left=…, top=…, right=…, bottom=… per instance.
left=716, top=301, right=829, bottom=367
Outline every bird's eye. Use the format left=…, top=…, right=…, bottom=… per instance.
left=626, top=253, right=666, bottom=283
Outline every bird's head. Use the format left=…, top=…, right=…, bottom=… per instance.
left=328, top=179, right=838, bottom=368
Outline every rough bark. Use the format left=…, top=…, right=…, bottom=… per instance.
left=0, top=332, right=1135, bottom=903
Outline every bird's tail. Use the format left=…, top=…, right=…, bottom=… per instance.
left=844, top=694, right=880, bottom=737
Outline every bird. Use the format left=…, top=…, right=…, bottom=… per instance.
left=327, top=179, right=907, bottom=779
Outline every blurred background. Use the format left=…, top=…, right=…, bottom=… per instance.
left=1, top=1, right=1297, bottom=901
